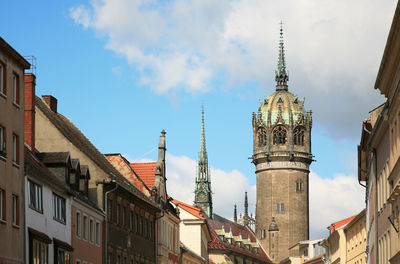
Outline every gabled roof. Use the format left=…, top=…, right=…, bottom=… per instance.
left=37, top=152, right=70, bottom=165
left=35, top=96, right=159, bottom=208
left=105, top=154, right=151, bottom=194
left=208, top=214, right=272, bottom=263
left=130, top=162, right=157, bottom=189
left=170, top=198, right=206, bottom=219
left=328, top=215, right=357, bottom=234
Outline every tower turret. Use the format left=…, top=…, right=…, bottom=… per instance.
left=253, top=25, right=312, bottom=263
left=194, top=105, right=213, bottom=218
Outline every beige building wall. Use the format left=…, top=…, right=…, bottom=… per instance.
left=0, top=38, right=29, bottom=264
left=345, top=210, right=366, bottom=264
left=323, top=228, right=347, bottom=264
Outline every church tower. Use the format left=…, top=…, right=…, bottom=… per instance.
left=194, top=106, right=213, bottom=218
left=252, top=26, right=313, bottom=262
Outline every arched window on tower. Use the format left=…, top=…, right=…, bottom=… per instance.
left=293, top=126, right=305, bottom=146
left=273, top=126, right=287, bottom=145
left=257, top=128, right=267, bottom=146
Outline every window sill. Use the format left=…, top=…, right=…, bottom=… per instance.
left=0, top=155, right=6, bottom=162
left=12, top=162, right=20, bottom=168
left=12, top=223, right=20, bottom=229
left=0, top=92, right=6, bottom=100
left=0, top=219, right=6, bottom=225
left=53, top=217, right=66, bottom=225
left=29, top=205, right=43, bottom=214
left=12, top=102, right=20, bottom=109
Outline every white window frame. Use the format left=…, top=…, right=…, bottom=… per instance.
left=95, top=221, right=100, bottom=246
left=28, top=180, right=43, bottom=213
left=52, top=193, right=66, bottom=224
left=83, top=214, right=88, bottom=241
left=76, top=211, right=81, bottom=238
left=89, top=217, right=94, bottom=243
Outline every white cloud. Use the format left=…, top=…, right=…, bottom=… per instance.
left=166, top=153, right=365, bottom=239
left=69, top=0, right=396, bottom=138
left=309, top=171, right=364, bottom=239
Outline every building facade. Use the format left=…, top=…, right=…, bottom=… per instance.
left=0, top=37, right=30, bottom=264
left=344, top=209, right=366, bottom=264
left=252, top=28, right=312, bottom=263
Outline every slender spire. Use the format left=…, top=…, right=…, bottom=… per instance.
left=275, top=21, right=289, bottom=91
left=234, top=204, right=238, bottom=223
left=194, top=104, right=213, bottom=218
left=244, top=192, right=249, bottom=217
left=199, top=104, right=207, bottom=163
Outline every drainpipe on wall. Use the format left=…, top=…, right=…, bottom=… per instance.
left=97, top=179, right=118, bottom=264
left=373, top=148, right=378, bottom=264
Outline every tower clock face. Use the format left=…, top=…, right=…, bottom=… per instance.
left=198, top=192, right=206, bottom=202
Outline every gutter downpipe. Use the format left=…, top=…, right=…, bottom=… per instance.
left=373, top=148, right=378, bottom=264
left=104, top=180, right=118, bottom=264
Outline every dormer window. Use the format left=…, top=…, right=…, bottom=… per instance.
left=227, top=238, right=232, bottom=244
left=219, top=235, right=224, bottom=241
left=273, top=126, right=287, bottom=145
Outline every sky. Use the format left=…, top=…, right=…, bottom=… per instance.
left=1, top=0, right=397, bottom=239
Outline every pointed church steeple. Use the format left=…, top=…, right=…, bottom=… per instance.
left=234, top=205, right=238, bottom=223
left=275, top=22, right=289, bottom=91
left=194, top=105, right=213, bottom=218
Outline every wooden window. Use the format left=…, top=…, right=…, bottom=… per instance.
left=12, top=73, right=19, bottom=105
left=0, top=189, right=5, bottom=221
left=122, top=207, right=126, bottom=226
left=12, top=194, right=19, bottom=226
left=76, top=211, right=81, bottom=238
left=0, top=126, right=5, bottom=157
left=0, top=61, right=5, bottom=95
left=12, top=133, right=19, bottom=164
left=116, top=204, right=120, bottom=224
left=129, top=211, right=133, bottom=230
left=89, top=218, right=94, bottom=243
left=28, top=180, right=43, bottom=212
left=83, top=215, right=88, bottom=240
left=95, top=221, right=100, bottom=245
left=53, top=193, right=66, bottom=223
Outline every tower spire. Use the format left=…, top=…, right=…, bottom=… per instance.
left=276, top=22, right=289, bottom=91
left=194, top=104, right=213, bottom=218
left=244, top=191, right=249, bottom=217
left=234, top=204, right=237, bottom=223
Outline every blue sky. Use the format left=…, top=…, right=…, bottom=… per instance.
left=2, top=0, right=396, bottom=238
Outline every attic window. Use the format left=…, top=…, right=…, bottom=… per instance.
left=219, top=235, right=224, bottom=241
left=294, top=98, right=298, bottom=104
left=277, top=97, right=283, bottom=104
left=227, top=238, right=232, bottom=244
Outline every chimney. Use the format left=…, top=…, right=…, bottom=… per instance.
left=42, top=95, right=57, bottom=113
left=24, top=73, right=36, bottom=150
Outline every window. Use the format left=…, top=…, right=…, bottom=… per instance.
left=258, top=128, right=267, bottom=146
left=53, top=193, right=66, bottom=223
left=116, top=204, right=120, bottom=224
left=107, top=198, right=112, bottom=221
left=76, top=261, right=81, bottom=264
left=12, top=73, right=19, bottom=105
left=0, top=189, right=5, bottom=221
left=129, top=211, right=133, bottom=230
left=83, top=215, right=88, bottom=240
left=0, top=62, right=5, bottom=95
left=293, top=127, right=305, bottom=146
left=95, top=221, right=100, bottom=245
left=122, top=207, right=126, bottom=226
left=12, top=133, right=19, bottom=164
left=12, top=195, right=19, bottom=225
left=28, top=180, right=43, bottom=212
left=273, top=126, right=287, bottom=145
left=76, top=212, right=81, bottom=237
left=32, top=239, right=48, bottom=264
left=296, top=181, right=303, bottom=192
left=0, top=126, right=5, bottom=157
left=89, top=218, right=94, bottom=243
left=276, top=203, right=285, bottom=214
left=57, top=248, right=71, bottom=264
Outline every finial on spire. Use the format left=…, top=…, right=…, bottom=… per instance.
left=276, top=22, right=289, bottom=91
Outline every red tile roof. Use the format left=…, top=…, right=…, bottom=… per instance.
left=328, top=215, right=357, bottom=233
left=170, top=199, right=206, bottom=219
left=304, top=254, right=325, bottom=264
left=130, top=163, right=157, bottom=189
left=208, top=214, right=272, bottom=263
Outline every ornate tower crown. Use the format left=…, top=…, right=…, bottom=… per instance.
left=275, top=22, right=289, bottom=91
left=194, top=105, right=213, bottom=218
